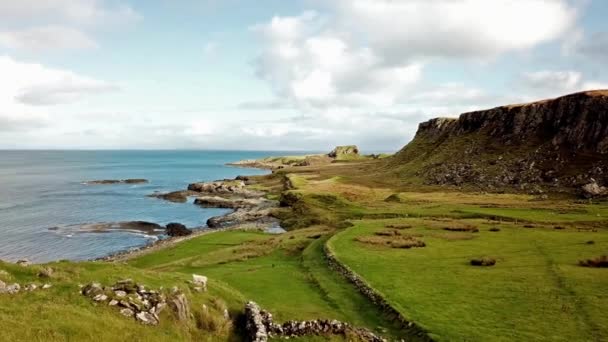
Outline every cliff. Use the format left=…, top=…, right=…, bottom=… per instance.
left=392, top=90, right=608, bottom=194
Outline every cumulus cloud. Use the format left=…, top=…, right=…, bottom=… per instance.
left=252, top=1, right=577, bottom=111
left=520, top=70, right=608, bottom=97
left=252, top=11, right=422, bottom=109
left=0, top=26, right=97, bottom=51
left=329, top=0, right=576, bottom=61
left=0, top=56, right=118, bottom=133
left=0, top=0, right=140, bottom=26
left=0, top=0, right=139, bottom=51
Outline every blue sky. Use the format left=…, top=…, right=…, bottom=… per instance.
left=0, top=0, right=607, bottom=151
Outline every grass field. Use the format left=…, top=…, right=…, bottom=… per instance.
left=2, top=155, right=607, bottom=341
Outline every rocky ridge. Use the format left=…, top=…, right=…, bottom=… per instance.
left=394, top=90, right=608, bottom=196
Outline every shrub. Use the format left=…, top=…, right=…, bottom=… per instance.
left=375, top=229, right=401, bottom=236
left=195, top=309, right=231, bottom=334
left=470, top=258, right=496, bottom=266
left=386, top=224, right=412, bottom=230
left=384, top=194, right=402, bottom=203
left=579, top=255, right=608, bottom=268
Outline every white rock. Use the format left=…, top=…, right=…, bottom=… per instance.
left=6, top=283, right=20, bottom=294
left=42, top=284, right=52, bottom=289
left=114, top=290, right=127, bottom=298
left=25, top=284, right=38, bottom=291
left=136, top=311, right=159, bottom=326
left=192, top=274, right=208, bottom=291
left=120, top=308, right=134, bottom=317
left=93, top=294, right=108, bottom=302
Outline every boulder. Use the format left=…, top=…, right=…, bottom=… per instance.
left=165, top=223, right=192, bottom=237
left=581, top=180, right=607, bottom=198
left=16, top=259, right=31, bottom=267
left=81, top=283, right=104, bottom=297
left=168, top=292, right=190, bottom=322
left=38, top=267, right=54, bottom=278
left=136, top=311, right=159, bottom=326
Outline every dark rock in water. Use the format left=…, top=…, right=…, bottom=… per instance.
left=85, top=179, right=148, bottom=185
left=165, top=223, right=192, bottom=237
left=123, top=179, right=148, bottom=184
left=121, top=221, right=162, bottom=232
left=150, top=190, right=189, bottom=203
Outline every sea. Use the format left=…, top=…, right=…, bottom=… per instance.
left=0, top=150, right=293, bottom=263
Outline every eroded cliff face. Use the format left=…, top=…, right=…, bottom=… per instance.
left=394, top=90, right=608, bottom=194
left=416, top=90, right=608, bottom=153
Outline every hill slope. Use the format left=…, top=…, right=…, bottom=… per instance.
left=390, top=90, right=608, bottom=195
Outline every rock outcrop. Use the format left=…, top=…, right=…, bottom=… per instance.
left=393, top=90, right=608, bottom=195
left=85, top=179, right=148, bottom=185
left=165, top=223, right=192, bottom=237
left=328, top=145, right=360, bottom=159
left=80, top=279, right=193, bottom=326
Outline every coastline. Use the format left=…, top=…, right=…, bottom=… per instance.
left=97, top=165, right=277, bottom=263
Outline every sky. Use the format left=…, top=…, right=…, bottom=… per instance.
left=0, top=0, right=607, bottom=152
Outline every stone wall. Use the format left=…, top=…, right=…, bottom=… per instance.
left=244, top=301, right=386, bottom=342
left=323, top=244, right=434, bottom=342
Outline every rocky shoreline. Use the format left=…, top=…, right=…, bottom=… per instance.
left=100, top=176, right=280, bottom=262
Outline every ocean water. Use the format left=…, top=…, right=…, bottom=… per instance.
left=0, top=150, right=287, bottom=263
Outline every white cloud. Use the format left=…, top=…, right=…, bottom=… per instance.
left=252, top=1, right=577, bottom=111
left=0, top=26, right=97, bottom=51
left=329, top=0, right=576, bottom=61
left=252, top=12, right=422, bottom=109
left=0, top=0, right=140, bottom=26
left=0, top=56, right=118, bottom=132
left=0, top=0, right=140, bottom=51
left=520, top=70, right=608, bottom=98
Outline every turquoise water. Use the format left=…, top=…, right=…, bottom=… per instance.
left=0, top=150, right=288, bottom=262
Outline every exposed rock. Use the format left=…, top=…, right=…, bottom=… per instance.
left=165, top=223, right=192, bottom=237
left=167, top=292, right=190, bottom=322
left=244, top=301, right=386, bottom=342
left=245, top=301, right=268, bottom=342
left=206, top=208, right=275, bottom=229
left=328, top=145, right=360, bottom=159
left=38, top=267, right=53, bottom=278
left=16, top=259, right=31, bottom=267
left=136, top=311, right=159, bottom=326
left=93, top=294, right=108, bottom=302
left=1, top=283, right=21, bottom=294
left=188, top=180, right=264, bottom=198
left=393, top=90, right=608, bottom=194
left=194, top=196, right=265, bottom=209
left=86, top=179, right=148, bottom=185
left=148, top=190, right=197, bottom=203
left=81, top=283, right=104, bottom=297
left=83, top=280, right=169, bottom=325
left=42, top=283, right=52, bottom=290
left=581, top=180, right=607, bottom=198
